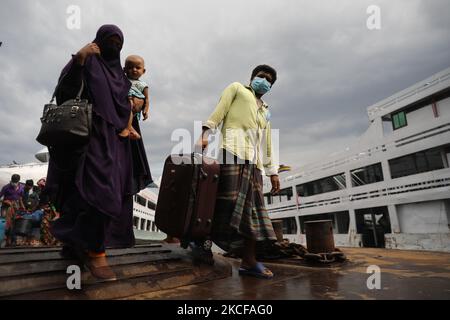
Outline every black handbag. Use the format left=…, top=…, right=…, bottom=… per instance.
left=36, top=75, right=92, bottom=146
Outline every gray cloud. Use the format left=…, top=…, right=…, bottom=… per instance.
left=1, top=0, right=449, bottom=179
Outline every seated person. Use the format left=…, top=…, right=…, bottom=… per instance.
left=22, top=180, right=39, bottom=212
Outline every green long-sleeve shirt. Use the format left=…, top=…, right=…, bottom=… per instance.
left=204, top=82, right=278, bottom=176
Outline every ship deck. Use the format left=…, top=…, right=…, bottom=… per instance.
left=0, top=244, right=449, bottom=300
left=124, top=247, right=450, bottom=300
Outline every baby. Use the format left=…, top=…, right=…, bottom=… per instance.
left=119, top=55, right=150, bottom=139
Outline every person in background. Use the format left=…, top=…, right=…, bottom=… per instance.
left=28, top=185, right=45, bottom=246
left=37, top=178, right=60, bottom=246
left=30, top=185, right=42, bottom=207
left=14, top=179, right=40, bottom=246
left=22, top=180, right=39, bottom=212
left=0, top=174, right=24, bottom=246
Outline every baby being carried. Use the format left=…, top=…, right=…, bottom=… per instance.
left=119, top=55, right=151, bottom=139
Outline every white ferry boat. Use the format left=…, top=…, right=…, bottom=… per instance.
left=0, top=150, right=163, bottom=240
left=264, top=67, right=450, bottom=252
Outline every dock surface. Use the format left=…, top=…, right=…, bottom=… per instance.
left=0, top=245, right=449, bottom=299
left=125, top=247, right=450, bottom=300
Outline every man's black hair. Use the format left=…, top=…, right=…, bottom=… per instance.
left=25, top=179, right=34, bottom=187
left=11, top=174, right=20, bottom=183
left=251, top=64, right=277, bottom=84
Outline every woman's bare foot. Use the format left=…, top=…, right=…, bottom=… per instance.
left=129, top=126, right=141, bottom=140
left=163, top=236, right=180, bottom=244
left=118, top=128, right=130, bottom=138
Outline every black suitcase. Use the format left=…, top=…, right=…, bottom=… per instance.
left=155, top=153, right=220, bottom=248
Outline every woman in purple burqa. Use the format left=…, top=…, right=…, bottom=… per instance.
left=45, top=25, right=152, bottom=280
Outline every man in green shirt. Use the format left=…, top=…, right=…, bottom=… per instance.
left=200, top=65, right=281, bottom=279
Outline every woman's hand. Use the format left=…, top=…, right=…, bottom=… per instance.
left=75, top=43, right=101, bottom=65
left=129, top=97, right=135, bottom=109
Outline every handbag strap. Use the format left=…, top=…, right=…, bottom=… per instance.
left=49, top=73, right=85, bottom=103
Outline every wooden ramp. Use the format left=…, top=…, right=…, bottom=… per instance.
left=0, top=244, right=232, bottom=300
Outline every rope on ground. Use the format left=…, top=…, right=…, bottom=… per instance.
left=223, top=239, right=347, bottom=264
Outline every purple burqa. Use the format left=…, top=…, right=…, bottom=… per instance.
left=47, top=25, right=152, bottom=251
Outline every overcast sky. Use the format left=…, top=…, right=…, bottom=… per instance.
left=1, top=0, right=449, bottom=179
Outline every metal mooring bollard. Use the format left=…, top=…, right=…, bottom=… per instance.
left=304, top=220, right=335, bottom=254
left=271, top=220, right=284, bottom=243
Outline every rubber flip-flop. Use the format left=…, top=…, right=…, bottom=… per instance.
left=238, top=262, right=273, bottom=279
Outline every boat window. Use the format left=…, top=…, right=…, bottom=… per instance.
left=351, top=163, right=384, bottom=186
left=133, top=217, right=139, bottom=229
left=281, top=217, right=297, bottom=234
left=299, top=211, right=349, bottom=234
left=392, top=111, right=407, bottom=130
left=355, top=207, right=391, bottom=248
left=445, top=146, right=450, bottom=168
left=147, top=201, right=156, bottom=210
left=263, top=193, right=272, bottom=206
left=296, top=173, right=346, bottom=197
left=136, top=195, right=147, bottom=207
left=279, top=187, right=293, bottom=202
left=267, top=187, right=293, bottom=204
left=389, top=145, right=445, bottom=179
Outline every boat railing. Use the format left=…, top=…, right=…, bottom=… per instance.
left=267, top=168, right=450, bottom=213
left=367, top=67, right=450, bottom=120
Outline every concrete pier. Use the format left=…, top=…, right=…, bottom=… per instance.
left=1, top=245, right=449, bottom=300
left=0, top=243, right=231, bottom=299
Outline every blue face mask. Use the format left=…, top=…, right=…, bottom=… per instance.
left=251, top=77, right=272, bottom=94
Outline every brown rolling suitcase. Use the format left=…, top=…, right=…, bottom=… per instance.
left=155, top=153, right=220, bottom=248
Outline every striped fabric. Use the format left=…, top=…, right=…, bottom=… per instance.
left=40, top=207, right=61, bottom=246
left=211, top=163, right=276, bottom=253
left=278, top=165, right=291, bottom=173
left=4, top=205, right=16, bottom=240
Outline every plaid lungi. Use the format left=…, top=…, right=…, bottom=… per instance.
left=211, top=162, right=276, bottom=253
